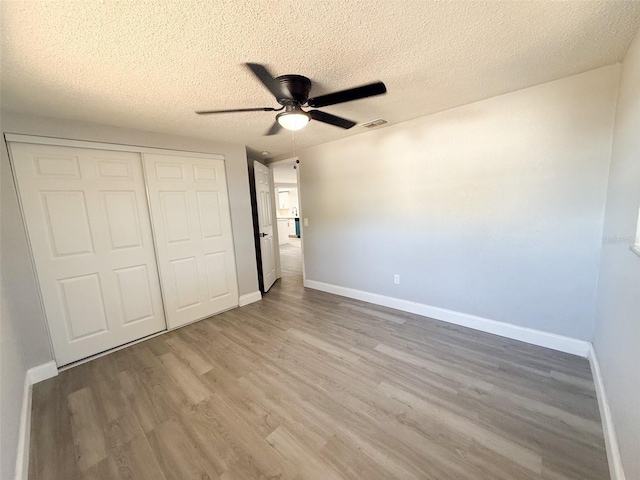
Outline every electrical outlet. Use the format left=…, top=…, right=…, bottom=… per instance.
left=394, top=274, right=400, bottom=284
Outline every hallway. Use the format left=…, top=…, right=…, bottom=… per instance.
left=278, top=237, right=302, bottom=280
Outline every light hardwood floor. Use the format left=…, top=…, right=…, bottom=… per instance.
left=29, top=238, right=609, bottom=479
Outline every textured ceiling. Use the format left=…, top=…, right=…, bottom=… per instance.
left=1, top=1, right=639, bottom=159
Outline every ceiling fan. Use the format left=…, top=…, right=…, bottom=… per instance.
left=196, top=63, right=387, bottom=136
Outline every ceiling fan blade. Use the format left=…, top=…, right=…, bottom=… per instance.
left=309, top=110, right=357, bottom=129
left=245, top=63, right=292, bottom=100
left=265, top=121, right=283, bottom=136
left=307, top=82, right=387, bottom=108
left=196, top=107, right=282, bottom=115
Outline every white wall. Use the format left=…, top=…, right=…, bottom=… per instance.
left=273, top=165, right=298, bottom=183
left=299, top=66, right=619, bottom=341
left=593, top=27, right=640, bottom=480
left=289, top=188, right=300, bottom=216
left=0, top=111, right=260, bottom=477
left=276, top=187, right=300, bottom=217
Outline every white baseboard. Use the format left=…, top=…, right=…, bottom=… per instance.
left=304, top=279, right=591, bottom=357
left=239, top=291, right=262, bottom=307
left=14, top=361, right=58, bottom=480
left=28, top=361, right=58, bottom=384
left=14, top=375, right=32, bottom=480
left=588, top=346, right=626, bottom=480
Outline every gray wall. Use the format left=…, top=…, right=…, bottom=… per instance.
left=593, top=28, right=640, bottom=479
left=0, top=111, right=50, bottom=480
left=1, top=135, right=53, bottom=367
left=0, top=111, right=260, bottom=478
left=299, top=66, right=619, bottom=341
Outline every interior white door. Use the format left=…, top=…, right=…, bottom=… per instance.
left=144, top=153, right=239, bottom=328
left=9, top=143, right=167, bottom=366
left=254, top=161, right=277, bottom=292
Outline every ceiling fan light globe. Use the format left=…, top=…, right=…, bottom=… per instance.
left=277, top=112, right=310, bottom=131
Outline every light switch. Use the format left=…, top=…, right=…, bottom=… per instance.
left=303, top=218, right=309, bottom=226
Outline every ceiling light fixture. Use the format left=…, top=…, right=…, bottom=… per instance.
left=276, top=105, right=310, bottom=131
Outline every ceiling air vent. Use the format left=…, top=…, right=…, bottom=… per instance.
left=361, top=118, right=388, bottom=129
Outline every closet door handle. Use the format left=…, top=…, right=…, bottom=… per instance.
left=259, top=233, right=268, bottom=237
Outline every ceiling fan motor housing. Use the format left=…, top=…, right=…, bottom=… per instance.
left=276, top=75, right=312, bottom=105
left=196, top=63, right=386, bottom=135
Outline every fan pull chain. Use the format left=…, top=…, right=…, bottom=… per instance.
left=291, top=128, right=297, bottom=158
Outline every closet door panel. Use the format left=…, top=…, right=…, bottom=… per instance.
left=10, top=143, right=167, bottom=366
left=143, top=153, right=238, bottom=328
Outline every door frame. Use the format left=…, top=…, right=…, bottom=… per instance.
left=265, top=156, right=306, bottom=285
left=4, top=133, right=225, bottom=160
left=5, top=133, right=239, bottom=367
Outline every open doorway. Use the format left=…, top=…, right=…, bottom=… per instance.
left=272, top=162, right=302, bottom=281
left=250, top=156, right=304, bottom=295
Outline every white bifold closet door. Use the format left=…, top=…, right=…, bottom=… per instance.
left=143, top=153, right=239, bottom=329
left=9, top=143, right=167, bottom=366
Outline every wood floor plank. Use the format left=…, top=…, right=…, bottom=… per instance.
left=158, top=351, right=211, bottom=405
left=175, top=401, right=237, bottom=477
left=29, top=378, right=81, bottom=480
left=164, top=333, right=214, bottom=375
left=67, top=387, right=108, bottom=471
left=266, top=426, right=342, bottom=480
left=377, top=381, right=543, bottom=474
left=106, top=433, right=168, bottom=480
left=146, top=419, right=217, bottom=480
left=318, top=434, right=398, bottom=480
left=204, top=393, right=289, bottom=479
left=338, top=301, right=407, bottom=324
left=28, top=238, right=609, bottom=480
